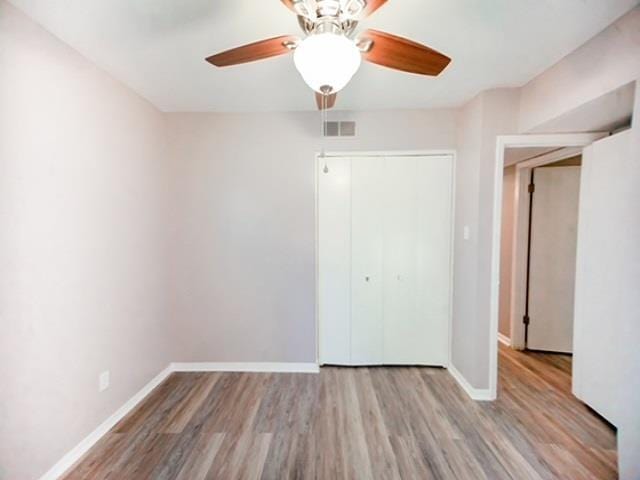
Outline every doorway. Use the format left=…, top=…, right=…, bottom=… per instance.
left=499, top=150, right=583, bottom=354
left=526, top=158, right=582, bottom=353
left=488, top=133, right=606, bottom=398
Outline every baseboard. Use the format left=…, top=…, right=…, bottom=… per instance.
left=171, top=362, right=320, bottom=373
left=447, top=363, right=495, bottom=401
left=40, top=360, right=321, bottom=479
left=497, top=332, right=512, bottom=347
left=39, top=364, right=173, bottom=480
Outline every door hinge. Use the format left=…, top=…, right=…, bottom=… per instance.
left=523, top=315, right=530, bottom=326
left=528, top=183, right=535, bottom=194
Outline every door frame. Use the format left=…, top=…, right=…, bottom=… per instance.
left=489, top=134, right=607, bottom=398
left=314, top=150, right=457, bottom=367
left=509, top=146, right=583, bottom=350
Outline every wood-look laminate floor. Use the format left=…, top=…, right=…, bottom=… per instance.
left=64, top=346, right=617, bottom=479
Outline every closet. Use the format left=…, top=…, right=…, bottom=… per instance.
left=318, top=154, right=453, bottom=366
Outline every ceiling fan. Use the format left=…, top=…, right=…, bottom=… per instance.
left=205, top=0, right=451, bottom=110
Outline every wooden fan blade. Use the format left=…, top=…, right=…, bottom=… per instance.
left=280, top=0, right=297, bottom=13
left=361, top=0, right=388, bottom=18
left=360, top=29, right=451, bottom=76
left=315, top=92, right=337, bottom=110
left=206, top=35, right=297, bottom=67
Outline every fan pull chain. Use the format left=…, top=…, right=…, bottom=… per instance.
left=321, top=91, right=329, bottom=174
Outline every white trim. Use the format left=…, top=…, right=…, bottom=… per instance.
left=314, top=153, right=320, bottom=365
left=497, top=333, right=512, bottom=347
left=39, top=365, right=173, bottom=480
left=489, top=133, right=607, bottom=400
left=447, top=152, right=457, bottom=369
left=171, top=362, right=320, bottom=373
left=319, top=149, right=457, bottom=158
left=447, top=364, right=494, bottom=401
left=40, top=361, right=319, bottom=479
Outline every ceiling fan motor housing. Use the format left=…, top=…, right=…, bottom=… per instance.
left=295, top=0, right=365, bottom=21
left=296, top=0, right=361, bottom=36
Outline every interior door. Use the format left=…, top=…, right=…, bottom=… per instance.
left=382, top=156, right=452, bottom=365
left=573, top=130, right=638, bottom=428
left=527, top=166, right=580, bottom=353
left=350, top=157, right=384, bottom=365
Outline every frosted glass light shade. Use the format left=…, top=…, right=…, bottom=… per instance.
left=294, top=33, right=361, bottom=93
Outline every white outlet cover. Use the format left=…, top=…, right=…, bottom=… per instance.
left=463, top=226, right=471, bottom=240
left=99, top=371, right=110, bottom=392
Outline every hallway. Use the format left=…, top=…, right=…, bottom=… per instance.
left=495, top=345, right=617, bottom=479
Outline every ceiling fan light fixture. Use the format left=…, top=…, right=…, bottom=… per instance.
left=293, top=32, right=361, bottom=93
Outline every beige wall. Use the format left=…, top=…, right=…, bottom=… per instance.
left=166, top=109, right=457, bottom=363
left=0, top=3, right=172, bottom=479
left=499, top=166, right=516, bottom=338
left=451, top=88, right=520, bottom=388
left=519, top=7, right=640, bottom=132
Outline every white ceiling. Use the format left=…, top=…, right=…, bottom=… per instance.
left=9, top=0, right=638, bottom=112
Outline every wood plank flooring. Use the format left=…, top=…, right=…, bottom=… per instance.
left=63, top=346, right=617, bottom=479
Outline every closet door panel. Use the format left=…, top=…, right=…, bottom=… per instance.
left=382, top=156, right=421, bottom=364
left=417, top=156, right=453, bottom=366
left=350, top=157, right=384, bottom=365
left=383, top=156, right=452, bottom=366
left=318, top=157, right=351, bottom=365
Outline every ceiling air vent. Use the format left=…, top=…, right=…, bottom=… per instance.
left=323, top=121, right=356, bottom=137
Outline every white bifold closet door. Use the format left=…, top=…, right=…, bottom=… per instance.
left=318, top=155, right=453, bottom=366
left=350, top=157, right=385, bottom=364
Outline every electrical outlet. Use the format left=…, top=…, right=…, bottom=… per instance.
left=99, top=371, right=110, bottom=392
left=463, top=225, right=471, bottom=241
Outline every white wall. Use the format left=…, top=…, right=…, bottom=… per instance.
left=166, top=110, right=457, bottom=363
left=0, top=3, right=171, bottom=479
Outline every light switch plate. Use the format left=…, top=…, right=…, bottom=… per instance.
left=99, top=371, right=110, bottom=392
